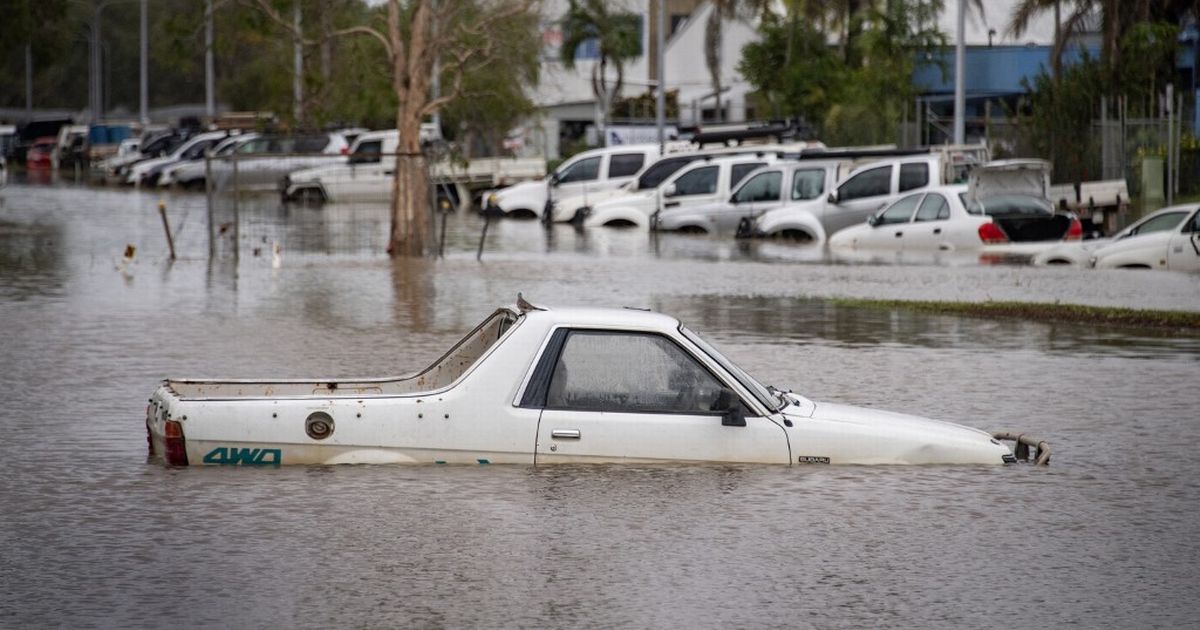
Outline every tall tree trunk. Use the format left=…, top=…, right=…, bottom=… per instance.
left=387, top=0, right=433, bottom=257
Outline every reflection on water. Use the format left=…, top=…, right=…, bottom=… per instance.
left=1, top=183, right=1199, bottom=627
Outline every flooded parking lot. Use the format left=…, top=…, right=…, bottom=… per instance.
left=1, top=182, right=1199, bottom=627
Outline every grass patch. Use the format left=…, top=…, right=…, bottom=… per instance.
left=830, top=298, right=1200, bottom=332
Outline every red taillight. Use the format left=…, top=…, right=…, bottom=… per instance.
left=978, top=222, right=1009, bottom=244
left=1064, top=218, right=1083, bottom=241
left=164, top=420, right=189, bottom=466
left=340, top=147, right=349, bottom=155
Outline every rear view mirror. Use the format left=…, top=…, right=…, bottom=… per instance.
left=867, top=214, right=879, bottom=227
left=712, top=388, right=747, bottom=427
left=827, top=191, right=838, bottom=204
left=663, top=183, right=677, bottom=198
left=549, top=171, right=561, bottom=186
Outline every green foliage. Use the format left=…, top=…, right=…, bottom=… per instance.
left=739, top=0, right=945, bottom=145
left=1013, top=56, right=1105, bottom=182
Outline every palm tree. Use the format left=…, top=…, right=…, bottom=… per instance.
left=704, top=0, right=771, bottom=122
left=560, top=0, right=641, bottom=140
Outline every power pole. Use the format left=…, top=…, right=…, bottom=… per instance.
left=655, top=0, right=665, bottom=150
left=140, top=0, right=148, bottom=126
left=25, top=43, right=33, bottom=121
left=293, top=1, right=303, bottom=125
left=206, top=0, right=215, bottom=120
left=953, top=0, right=965, bottom=144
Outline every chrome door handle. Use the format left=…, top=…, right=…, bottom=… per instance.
left=551, top=429, right=581, bottom=439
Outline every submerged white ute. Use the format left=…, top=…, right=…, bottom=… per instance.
left=146, top=297, right=1050, bottom=467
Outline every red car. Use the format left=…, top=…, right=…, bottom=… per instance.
left=25, top=136, right=57, bottom=169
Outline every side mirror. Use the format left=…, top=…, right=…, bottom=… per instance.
left=712, top=388, right=747, bottom=427
left=867, top=214, right=879, bottom=227
left=663, top=183, right=677, bottom=198
left=549, top=171, right=561, bottom=186
left=827, top=191, right=838, bottom=204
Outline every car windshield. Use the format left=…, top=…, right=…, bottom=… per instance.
left=680, top=326, right=782, bottom=412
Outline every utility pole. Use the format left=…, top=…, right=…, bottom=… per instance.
left=206, top=0, right=215, bottom=120
left=91, top=0, right=102, bottom=122
left=655, top=0, right=665, bottom=151
left=953, top=0, right=965, bottom=144
left=140, top=0, right=148, bottom=126
left=293, top=1, right=303, bottom=125
left=25, top=43, right=33, bottom=122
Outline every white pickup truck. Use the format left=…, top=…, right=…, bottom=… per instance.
left=482, top=145, right=661, bottom=219
left=146, top=299, right=1048, bottom=467
left=283, top=129, right=546, bottom=204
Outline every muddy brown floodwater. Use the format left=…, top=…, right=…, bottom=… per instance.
left=1, top=182, right=1199, bottom=628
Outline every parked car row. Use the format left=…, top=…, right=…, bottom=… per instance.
left=480, top=142, right=1104, bottom=263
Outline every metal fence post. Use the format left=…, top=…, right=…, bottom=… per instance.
left=232, top=152, right=240, bottom=262
left=206, top=154, right=215, bottom=258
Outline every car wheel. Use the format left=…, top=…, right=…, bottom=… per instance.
left=293, top=187, right=326, bottom=204
left=676, top=225, right=708, bottom=234
left=507, top=208, right=538, bottom=220
left=603, top=219, right=637, bottom=228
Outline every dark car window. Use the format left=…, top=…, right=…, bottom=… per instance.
left=877, top=193, right=922, bottom=225
left=670, top=165, right=719, bottom=196
left=838, top=165, right=891, bottom=201
left=731, top=162, right=765, bottom=188
left=608, top=153, right=645, bottom=178
left=294, top=135, right=331, bottom=153
left=637, top=157, right=695, bottom=190
left=546, top=331, right=726, bottom=414
left=914, top=193, right=950, bottom=221
left=733, top=171, right=782, bottom=203
left=791, top=168, right=825, bottom=200
left=1187, top=211, right=1200, bottom=233
left=899, top=162, right=929, bottom=192
left=351, top=139, right=383, bottom=163
left=557, top=156, right=601, bottom=183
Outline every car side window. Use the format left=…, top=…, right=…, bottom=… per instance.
left=730, top=162, right=765, bottom=188
left=914, top=193, right=949, bottom=222
left=876, top=193, right=922, bottom=225
left=838, top=165, right=891, bottom=201
left=791, top=168, right=825, bottom=200
left=546, top=331, right=727, bottom=414
left=733, top=171, right=782, bottom=203
left=899, top=162, right=929, bottom=192
left=670, top=165, right=719, bottom=196
left=556, top=156, right=601, bottom=183
left=608, top=153, right=645, bottom=178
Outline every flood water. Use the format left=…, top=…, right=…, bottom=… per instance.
left=2, top=182, right=1199, bottom=628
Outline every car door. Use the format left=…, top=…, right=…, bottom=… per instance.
left=827, top=164, right=894, bottom=233
left=860, top=193, right=923, bottom=250
left=661, top=164, right=720, bottom=213
left=531, top=330, right=790, bottom=464
left=904, top=192, right=953, bottom=250
left=1165, top=209, right=1200, bottom=272
left=552, top=155, right=604, bottom=202
left=719, top=169, right=783, bottom=231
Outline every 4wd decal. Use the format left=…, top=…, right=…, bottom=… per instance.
left=797, top=455, right=830, bottom=464
left=203, top=447, right=282, bottom=466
